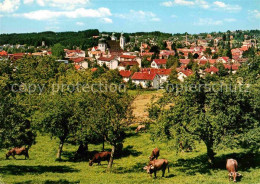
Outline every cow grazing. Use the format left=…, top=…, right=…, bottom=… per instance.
left=135, top=125, right=146, bottom=133
left=143, top=159, right=169, bottom=178
left=149, top=148, right=160, bottom=161
left=6, top=147, right=29, bottom=160
left=226, top=159, right=242, bottom=182
left=89, top=151, right=111, bottom=166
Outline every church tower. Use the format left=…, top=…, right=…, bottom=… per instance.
left=98, top=37, right=107, bottom=52
left=120, top=32, right=125, bottom=50
left=111, top=32, right=117, bottom=41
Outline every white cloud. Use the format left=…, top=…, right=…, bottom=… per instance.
left=194, top=18, right=223, bottom=26
left=196, top=0, right=209, bottom=9
left=161, top=0, right=194, bottom=7
left=76, top=22, right=84, bottom=26
left=36, top=0, right=44, bottom=6
left=34, top=0, right=90, bottom=10
left=213, top=1, right=241, bottom=12
left=161, top=0, right=209, bottom=9
left=151, top=17, right=160, bottom=22
left=15, top=7, right=112, bottom=20
left=116, top=10, right=160, bottom=22
left=174, top=0, right=194, bottom=6
left=194, top=17, right=237, bottom=26
left=0, top=0, right=20, bottom=13
left=171, top=14, right=177, bottom=18
left=248, top=9, right=260, bottom=19
left=23, top=0, right=33, bottom=4
left=161, top=0, right=240, bottom=11
left=224, top=18, right=236, bottom=22
left=101, top=17, right=113, bottom=23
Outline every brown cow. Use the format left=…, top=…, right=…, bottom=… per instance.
left=135, top=125, right=146, bottom=133
left=89, top=151, right=111, bottom=166
left=143, top=159, right=169, bottom=178
left=149, top=148, right=160, bottom=161
left=6, top=147, right=29, bottom=160
left=226, top=159, right=242, bottom=182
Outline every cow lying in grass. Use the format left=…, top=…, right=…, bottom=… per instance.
left=226, top=159, right=242, bottom=182
left=6, top=147, right=29, bottom=160
left=135, top=125, right=146, bottom=133
left=89, top=151, right=111, bottom=166
left=143, top=159, right=169, bottom=178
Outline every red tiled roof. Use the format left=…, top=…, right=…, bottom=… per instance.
left=179, top=59, right=190, bottom=65
left=205, top=66, right=219, bottom=73
left=71, top=57, right=85, bottom=63
left=218, top=57, right=229, bottom=62
left=120, top=55, right=136, bottom=59
left=0, top=51, right=8, bottom=56
left=141, top=68, right=171, bottom=75
left=199, top=60, right=208, bottom=65
left=131, top=72, right=157, bottom=80
left=181, top=69, right=193, bottom=77
left=66, top=50, right=84, bottom=53
left=119, top=61, right=138, bottom=66
left=75, top=65, right=80, bottom=70
left=141, top=52, right=154, bottom=56
left=98, top=56, right=115, bottom=61
left=153, top=59, right=167, bottom=65
left=119, top=70, right=131, bottom=78
left=91, top=68, right=97, bottom=72
left=208, top=59, right=216, bottom=64
left=224, top=64, right=240, bottom=70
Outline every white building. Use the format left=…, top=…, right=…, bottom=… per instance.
left=98, top=38, right=107, bottom=52
left=120, top=33, right=125, bottom=50
left=97, top=56, right=118, bottom=69
left=131, top=72, right=160, bottom=89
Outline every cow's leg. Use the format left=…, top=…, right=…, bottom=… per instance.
left=154, top=171, right=157, bottom=178
left=228, top=173, right=231, bottom=181
left=12, top=155, right=16, bottom=159
left=162, top=169, right=165, bottom=177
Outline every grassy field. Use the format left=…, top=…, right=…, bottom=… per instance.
left=0, top=90, right=259, bottom=184
left=0, top=132, right=259, bottom=184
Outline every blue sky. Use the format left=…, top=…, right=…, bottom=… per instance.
left=0, top=0, right=259, bottom=34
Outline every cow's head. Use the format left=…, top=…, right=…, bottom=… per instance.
left=143, top=165, right=155, bottom=174
left=148, top=156, right=155, bottom=161
left=6, top=151, right=11, bottom=159
left=229, top=172, right=242, bottom=182
left=89, top=159, right=93, bottom=166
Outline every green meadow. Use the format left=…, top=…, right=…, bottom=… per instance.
left=0, top=130, right=259, bottom=184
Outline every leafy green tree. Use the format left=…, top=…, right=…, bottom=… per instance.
left=151, top=73, right=259, bottom=165
left=87, top=92, right=133, bottom=169
left=52, top=43, right=65, bottom=59
left=0, top=60, right=36, bottom=150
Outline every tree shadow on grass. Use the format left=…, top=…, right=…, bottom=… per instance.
left=173, top=151, right=260, bottom=176
left=116, top=145, right=142, bottom=158
left=0, top=165, right=79, bottom=175
left=113, top=161, right=148, bottom=174
left=14, top=180, right=80, bottom=184
left=214, top=151, right=260, bottom=171
left=173, top=154, right=210, bottom=175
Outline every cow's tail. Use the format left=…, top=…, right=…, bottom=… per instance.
left=168, top=164, right=170, bottom=173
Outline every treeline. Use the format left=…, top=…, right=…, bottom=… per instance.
left=0, top=29, right=100, bottom=49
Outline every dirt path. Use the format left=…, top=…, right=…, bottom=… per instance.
left=132, top=90, right=163, bottom=124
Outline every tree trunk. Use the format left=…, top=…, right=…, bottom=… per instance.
left=56, top=139, right=64, bottom=160
left=102, top=137, right=105, bottom=151
left=206, top=143, right=215, bottom=166
left=107, top=145, right=116, bottom=169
